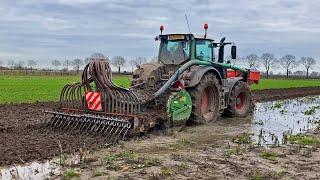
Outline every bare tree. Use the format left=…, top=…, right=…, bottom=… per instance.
left=16, top=61, right=25, bottom=71
left=72, top=58, right=83, bottom=74
left=245, top=54, right=260, bottom=69
left=112, top=56, right=126, bottom=73
left=63, top=59, right=71, bottom=72
left=261, top=53, right=277, bottom=78
left=0, top=60, right=3, bottom=72
left=27, top=60, right=37, bottom=72
left=310, top=71, right=319, bottom=77
left=225, top=55, right=241, bottom=66
left=279, top=54, right=297, bottom=78
left=52, top=59, right=61, bottom=71
left=7, top=60, right=15, bottom=72
left=135, top=57, right=147, bottom=66
left=300, top=57, right=316, bottom=79
left=129, top=60, right=138, bottom=72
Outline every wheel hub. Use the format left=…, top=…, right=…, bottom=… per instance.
left=235, top=92, right=246, bottom=110
left=200, top=87, right=213, bottom=115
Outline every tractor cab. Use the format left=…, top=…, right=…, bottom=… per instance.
left=156, top=31, right=237, bottom=81
left=156, top=23, right=237, bottom=67
left=157, top=34, right=215, bottom=65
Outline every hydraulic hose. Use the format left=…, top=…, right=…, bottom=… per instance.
left=152, top=60, right=247, bottom=99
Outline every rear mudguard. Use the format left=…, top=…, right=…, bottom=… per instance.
left=182, top=66, right=223, bottom=88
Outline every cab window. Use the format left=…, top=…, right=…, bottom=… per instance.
left=159, top=40, right=190, bottom=64
left=196, top=40, right=213, bottom=61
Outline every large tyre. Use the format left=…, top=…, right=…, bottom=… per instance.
left=187, top=73, right=221, bottom=124
left=226, top=81, right=253, bottom=117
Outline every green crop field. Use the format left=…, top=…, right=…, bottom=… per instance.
left=0, top=75, right=131, bottom=104
left=251, top=79, right=320, bottom=90
left=0, top=75, right=319, bottom=104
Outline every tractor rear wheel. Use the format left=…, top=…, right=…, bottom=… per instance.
left=187, top=73, right=221, bottom=124
left=226, top=81, right=253, bottom=117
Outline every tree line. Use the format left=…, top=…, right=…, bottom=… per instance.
left=0, top=53, right=318, bottom=78
left=0, top=56, right=157, bottom=74
left=239, top=53, right=318, bottom=79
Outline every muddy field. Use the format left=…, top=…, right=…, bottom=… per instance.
left=253, top=86, right=320, bottom=102
left=0, top=87, right=320, bottom=165
left=0, top=87, right=320, bottom=179
left=0, top=102, right=106, bottom=165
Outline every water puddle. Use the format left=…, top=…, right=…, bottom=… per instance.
left=251, top=96, right=320, bottom=146
left=0, top=155, right=83, bottom=180
left=0, top=160, right=60, bottom=180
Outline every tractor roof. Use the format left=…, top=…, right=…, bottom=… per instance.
left=159, top=33, right=214, bottom=41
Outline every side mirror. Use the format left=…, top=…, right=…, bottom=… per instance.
left=231, top=45, right=237, bottom=59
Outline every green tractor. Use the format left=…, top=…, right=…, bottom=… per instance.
left=44, top=24, right=260, bottom=138
left=132, top=24, right=260, bottom=125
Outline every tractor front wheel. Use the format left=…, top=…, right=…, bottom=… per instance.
left=187, top=73, right=221, bottom=124
left=226, top=81, right=253, bottom=117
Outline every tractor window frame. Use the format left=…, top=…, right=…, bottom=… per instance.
left=195, top=39, right=214, bottom=62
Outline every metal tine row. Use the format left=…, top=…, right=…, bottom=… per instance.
left=43, top=111, right=132, bottom=140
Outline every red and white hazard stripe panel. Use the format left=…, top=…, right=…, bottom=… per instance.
left=85, top=92, right=102, bottom=111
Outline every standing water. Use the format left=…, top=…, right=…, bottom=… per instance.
left=1, top=161, right=60, bottom=180
left=251, top=96, right=320, bottom=145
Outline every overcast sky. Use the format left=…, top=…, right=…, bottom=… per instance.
left=0, top=0, right=319, bottom=70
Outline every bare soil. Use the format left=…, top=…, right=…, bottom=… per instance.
left=0, top=86, right=319, bottom=167
left=253, top=86, right=320, bottom=102
left=0, top=102, right=106, bottom=165
left=53, top=128, right=320, bottom=179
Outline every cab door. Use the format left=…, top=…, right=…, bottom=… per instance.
left=195, top=40, right=213, bottom=62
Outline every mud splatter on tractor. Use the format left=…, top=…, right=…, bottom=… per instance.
left=43, top=24, right=260, bottom=139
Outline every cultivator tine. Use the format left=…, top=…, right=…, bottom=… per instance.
left=53, top=115, right=62, bottom=127
left=88, top=119, right=99, bottom=132
left=98, top=121, right=109, bottom=134
left=94, top=120, right=104, bottom=132
left=106, top=121, right=115, bottom=135
left=82, top=118, right=93, bottom=132
left=79, top=117, right=89, bottom=132
left=60, top=116, right=68, bottom=129
left=118, top=126, right=126, bottom=138
left=123, top=123, right=132, bottom=140
left=65, top=116, right=74, bottom=130
left=56, top=116, right=64, bottom=128
left=44, top=110, right=134, bottom=140
left=48, top=115, right=57, bottom=127
left=41, top=112, right=52, bottom=125
left=74, top=117, right=82, bottom=129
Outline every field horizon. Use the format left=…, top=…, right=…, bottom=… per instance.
left=1, top=74, right=320, bottom=104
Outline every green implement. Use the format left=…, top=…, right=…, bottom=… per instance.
left=167, top=90, right=192, bottom=122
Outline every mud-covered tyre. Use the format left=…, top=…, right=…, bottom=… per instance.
left=226, top=81, right=253, bottom=117
left=187, top=73, right=221, bottom=124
